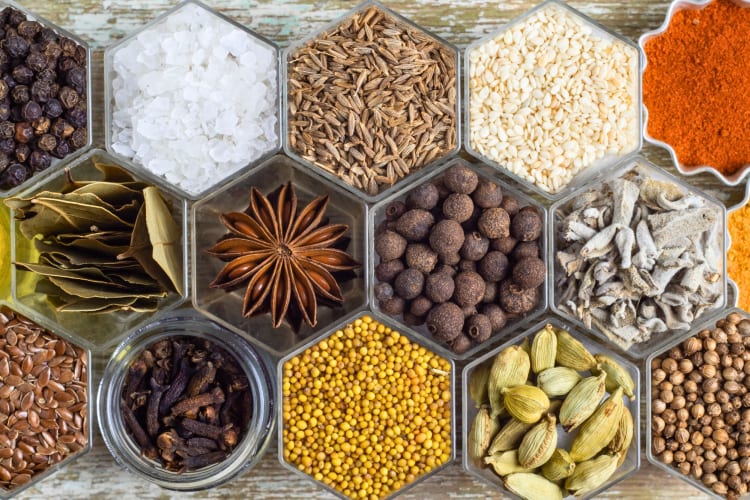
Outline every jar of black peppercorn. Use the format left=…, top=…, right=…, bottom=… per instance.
left=97, top=310, right=275, bottom=490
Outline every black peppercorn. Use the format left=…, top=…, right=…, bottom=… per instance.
left=25, top=51, right=47, bottom=73
left=11, top=64, right=32, bottom=84
left=0, top=120, right=13, bottom=139
left=37, top=27, right=57, bottom=44
left=58, top=86, right=79, bottom=109
left=10, top=84, right=29, bottom=103
left=69, top=127, right=86, bottom=149
left=44, top=98, right=62, bottom=118
left=4, top=35, right=29, bottom=58
left=36, top=133, right=56, bottom=152
left=20, top=100, right=41, bottom=121
left=28, top=150, right=50, bottom=171
left=36, top=67, right=56, bottom=83
left=66, top=66, right=85, bottom=93
left=16, top=20, right=41, bottom=39
left=0, top=102, right=9, bottom=121
left=14, top=142, right=29, bottom=163
left=7, top=9, right=27, bottom=28
left=50, top=118, right=73, bottom=138
left=30, top=79, right=53, bottom=102
left=66, top=105, right=86, bottom=129
left=57, top=56, right=77, bottom=74
left=51, top=139, right=70, bottom=159
left=32, top=116, right=50, bottom=135
left=14, top=121, right=32, bottom=143
left=0, top=80, right=7, bottom=101
left=0, top=162, right=27, bottom=188
left=2, top=74, right=15, bottom=90
left=60, top=37, right=77, bottom=57
left=0, top=138, right=14, bottom=154
left=74, top=45, right=86, bottom=66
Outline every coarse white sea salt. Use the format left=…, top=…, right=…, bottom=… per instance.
left=109, top=3, right=278, bottom=197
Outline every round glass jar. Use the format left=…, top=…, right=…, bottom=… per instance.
left=97, top=310, right=275, bottom=491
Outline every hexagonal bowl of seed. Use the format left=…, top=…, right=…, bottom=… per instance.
left=192, top=154, right=366, bottom=358
left=104, top=0, right=281, bottom=201
left=0, top=1, right=93, bottom=198
left=278, top=309, right=455, bottom=500
left=282, top=0, right=460, bottom=204
left=0, top=301, right=91, bottom=497
left=646, top=308, right=750, bottom=500
left=5, top=148, right=189, bottom=353
left=370, top=159, right=548, bottom=360
left=463, top=316, right=640, bottom=500
left=550, top=155, right=727, bottom=360
left=464, top=0, right=641, bottom=201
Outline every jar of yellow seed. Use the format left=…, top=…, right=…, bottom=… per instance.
left=279, top=313, right=455, bottom=499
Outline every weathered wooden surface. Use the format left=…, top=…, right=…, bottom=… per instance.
left=10, top=0, right=744, bottom=498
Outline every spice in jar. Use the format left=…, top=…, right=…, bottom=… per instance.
left=287, top=5, right=457, bottom=197
left=282, top=315, right=452, bottom=499
left=0, top=305, right=89, bottom=492
left=651, top=311, right=750, bottom=500
left=728, top=203, right=750, bottom=312
left=109, top=3, right=278, bottom=196
left=120, top=336, right=252, bottom=471
left=643, top=0, right=750, bottom=178
left=468, top=2, right=638, bottom=194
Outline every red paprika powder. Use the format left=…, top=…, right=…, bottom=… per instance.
left=643, top=0, right=750, bottom=177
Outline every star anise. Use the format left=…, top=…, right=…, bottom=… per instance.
left=208, top=182, right=359, bottom=329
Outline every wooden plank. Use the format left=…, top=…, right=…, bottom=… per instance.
left=9, top=0, right=742, bottom=498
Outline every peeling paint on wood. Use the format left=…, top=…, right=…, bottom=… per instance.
left=10, top=0, right=744, bottom=498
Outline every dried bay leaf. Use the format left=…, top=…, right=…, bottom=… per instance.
left=48, top=276, right=167, bottom=300
left=144, top=187, right=183, bottom=295
left=19, top=197, right=133, bottom=239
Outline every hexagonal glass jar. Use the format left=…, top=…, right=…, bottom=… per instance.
left=550, top=156, right=727, bottom=359
left=646, top=308, right=749, bottom=500
left=0, top=301, right=92, bottom=498
left=8, top=149, right=188, bottom=353
left=640, top=0, right=750, bottom=188
left=97, top=309, right=275, bottom=491
left=463, top=316, right=640, bottom=499
left=277, top=309, right=456, bottom=500
left=0, top=0, right=93, bottom=198
left=192, top=154, right=367, bottom=358
left=104, top=0, right=281, bottom=201
left=369, top=158, right=548, bottom=360
left=282, top=0, right=460, bottom=204
left=465, top=0, right=642, bottom=201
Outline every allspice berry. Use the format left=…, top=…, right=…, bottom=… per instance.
left=406, top=182, right=439, bottom=210
left=460, top=231, right=489, bottom=261
left=501, top=196, right=521, bottom=217
left=385, top=200, right=407, bottom=221
left=512, top=241, right=540, bottom=261
left=429, top=219, right=464, bottom=256
left=405, top=244, right=438, bottom=274
left=481, top=303, right=507, bottom=333
left=452, top=271, right=485, bottom=308
left=410, top=296, right=433, bottom=318
left=374, top=282, right=394, bottom=302
left=499, top=280, right=539, bottom=314
left=511, top=207, right=543, bottom=242
left=472, top=178, right=503, bottom=208
left=379, top=296, right=406, bottom=316
left=492, top=235, right=517, bottom=255
left=425, top=272, right=455, bottom=304
left=448, top=334, right=472, bottom=354
left=375, top=259, right=405, bottom=283
left=477, top=207, right=510, bottom=239
left=394, top=269, right=424, bottom=300
left=442, top=193, right=474, bottom=222
left=465, top=314, right=492, bottom=343
left=443, top=164, right=478, bottom=194
left=511, top=257, right=546, bottom=290
left=483, top=281, right=498, bottom=303
left=426, top=302, right=464, bottom=342
left=375, top=230, right=407, bottom=261
left=478, top=251, right=510, bottom=282
left=395, top=209, right=435, bottom=242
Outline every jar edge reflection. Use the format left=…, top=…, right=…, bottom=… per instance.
left=96, top=311, right=276, bottom=491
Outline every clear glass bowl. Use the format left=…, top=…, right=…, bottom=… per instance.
left=645, top=308, right=750, bottom=500
left=550, top=155, right=727, bottom=359
left=103, top=0, right=281, bottom=201
left=8, top=148, right=188, bottom=353
left=97, top=309, right=275, bottom=491
left=464, top=0, right=642, bottom=201
left=462, top=315, right=641, bottom=499
left=281, top=0, right=461, bottom=204
left=0, top=300, right=92, bottom=499
left=192, top=154, right=367, bottom=358
left=0, top=0, right=93, bottom=198
left=369, top=158, right=548, bottom=360
left=277, top=309, right=456, bottom=500
left=640, top=0, right=750, bottom=187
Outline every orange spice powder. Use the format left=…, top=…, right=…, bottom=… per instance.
left=728, top=203, right=750, bottom=312
left=643, top=0, right=750, bottom=176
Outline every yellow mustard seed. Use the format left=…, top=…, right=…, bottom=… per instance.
left=282, top=316, right=452, bottom=499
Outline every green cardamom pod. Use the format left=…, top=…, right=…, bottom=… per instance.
left=570, top=387, right=624, bottom=462
left=531, top=324, right=557, bottom=374
left=541, top=448, right=576, bottom=482
left=501, top=385, right=550, bottom=424
left=483, top=450, right=534, bottom=476
left=469, top=362, right=492, bottom=408
left=488, top=418, right=534, bottom=455
left=593, top=353, right=635, bottom=400
left=565, top=453, right=620, bottom=497
left=609, top=406, right=634, bottom=466
left=505, top=472, right=563, bottom=500
left=468, top=407, right=498, bottom=465
left=537, top=366, right=582, bottom=397
left=518, top=413, right=557, bottom=469
left=555, top=328, right=597, bottom=371
left=559, top=371, right=606, bottom=432
left=488, top=345, right=530, bottom=418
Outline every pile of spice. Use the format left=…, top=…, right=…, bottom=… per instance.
left=282, top=315, right=452, bottom=499
left=643, top=0, right=750, bottom=177
left=109, top=3, right=278, bottom=196
left=468, top=2, right=638, bottom=194
left=287, top=5, right=457, bottom=197
left=651, top=312, right=750, bottom=500
left=5, top=159, right=183, bottom=313
left=555, top=165, right=724, bottom=349
left=729, top=204, right=750, bottom=312
left=0, top=6, right=88, bottom=190
left=374, top=164, right=545, bottom=354
left=120, top=336, right=251, bottom=472
left=469, top=324, right=635, bottom=499
left=208, top=182, right=358, bottom=331
left=0, top=305, right=88, bottom=492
